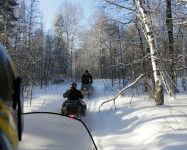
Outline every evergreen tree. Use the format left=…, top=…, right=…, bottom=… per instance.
left=0, top=0, right=19, bottom=49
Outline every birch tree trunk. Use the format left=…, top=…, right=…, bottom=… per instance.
left=134, top=0, right=164, bottom=105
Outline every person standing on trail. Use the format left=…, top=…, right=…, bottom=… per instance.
left=81, top=70, right=93, bottom=85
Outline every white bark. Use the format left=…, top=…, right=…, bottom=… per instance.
left=134, top=0, right=164, bottom=104
left=160, top=71, right=173, bottom=98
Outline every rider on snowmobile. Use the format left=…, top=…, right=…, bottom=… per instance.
left=63, top=82, right=84, bottom=101
left=81, top=70, right=93, bottom=85
left=61, top=82, right=86, bottom=116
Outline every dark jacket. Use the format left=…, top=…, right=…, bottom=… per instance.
left=82, top=73, right=92, bottom=84
left=63, top=87, right=84, bottom=101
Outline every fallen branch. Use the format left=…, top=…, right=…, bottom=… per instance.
left=99, top=74, right=144, bottom=111
left=37, top=100, right=46, bottom=112
left=160, top=71, right=173, bottom=98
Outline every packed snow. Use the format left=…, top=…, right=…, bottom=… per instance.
left=19, top=80, right=187, bottom=150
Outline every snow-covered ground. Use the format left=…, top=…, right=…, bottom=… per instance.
left=19, top=80, right=187, bottom=150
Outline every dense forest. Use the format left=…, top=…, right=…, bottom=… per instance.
left=0, top=0, right=186, bottom=105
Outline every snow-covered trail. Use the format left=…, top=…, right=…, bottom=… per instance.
left=83, top=81, right=187, bottom=150
left=23, top=81, right=113, bottom=114
left=23, top=81, right=187, bottom=150
left=24, top=83, right=68, bottom=113
left=84, top=80, right=116, bottom=127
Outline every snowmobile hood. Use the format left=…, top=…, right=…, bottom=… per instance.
left=18, top=112, right=97, bottom=150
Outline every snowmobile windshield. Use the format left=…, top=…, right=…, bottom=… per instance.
left=18, top=112, right=97, bottom=150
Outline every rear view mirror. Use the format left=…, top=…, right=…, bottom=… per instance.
left=13, top=75, right=23, bottom=141
left=19, top=112, right=97, bottom=150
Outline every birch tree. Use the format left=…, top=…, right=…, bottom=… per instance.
left=54, top=1, right=82, bottom=80
left=103, top=0, right=165, bottom=104
left=23, top=0, right=40, bottom=105
left=134, top=0, right=165, bottom=104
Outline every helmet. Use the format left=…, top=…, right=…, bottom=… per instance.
left=85, top=70, right=88, bottom=73
left=0, top=43, right=23, bottom=150
left=70, top=82, right=77, bottom=88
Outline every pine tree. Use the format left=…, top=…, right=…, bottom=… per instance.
left=0, top=0, right=19, bottom=49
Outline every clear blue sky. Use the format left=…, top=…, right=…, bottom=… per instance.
left=39, top=0, right=97, bottom=30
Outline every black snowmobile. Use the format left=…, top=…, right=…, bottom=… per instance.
left=81, top=83, right=94, bottom=98
left=61, top=99, right=86, bottom=120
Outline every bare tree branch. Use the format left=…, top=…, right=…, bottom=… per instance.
left=105, top=0, right=134, bottom=11
left=108, top=19, right=135, bottom=25
left=99, top=74, right=144, bottom=111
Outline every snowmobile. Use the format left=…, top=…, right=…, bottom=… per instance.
left=81, top=83, right=94, bottom=98
left=61, top=99, right=87, bottom=120
left=19, top=112, right=97, bottom=150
